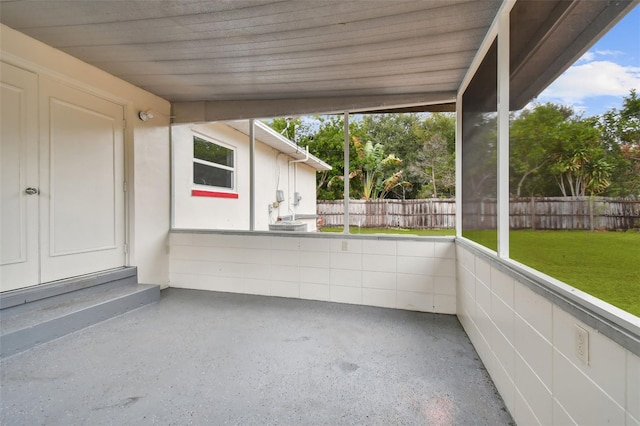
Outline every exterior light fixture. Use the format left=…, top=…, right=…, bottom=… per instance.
left=138, top=110, right=154, bottom=121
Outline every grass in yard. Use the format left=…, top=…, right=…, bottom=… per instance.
left=509, top=230, right=640, bottom=317
left=462, top=230, right=497, bottom=250
left=320, top=227, right=455, bottom=236
left=465, top=229, right=639, bottom=317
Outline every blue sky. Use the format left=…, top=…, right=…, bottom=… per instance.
left=535, top=5, right=640, bottom=117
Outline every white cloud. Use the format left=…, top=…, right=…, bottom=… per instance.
left=538, top=60, right=640, bottom=107
left=595, top=49, right=624, bottom=57
left=575, top=49, right=624, bottom=64
left=577, top=51, right=595, bottom=63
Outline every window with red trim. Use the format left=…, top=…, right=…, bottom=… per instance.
left=193, top=134, right=236, bottom=192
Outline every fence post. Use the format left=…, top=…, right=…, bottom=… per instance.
left=530, top=196, right=535, bottom=230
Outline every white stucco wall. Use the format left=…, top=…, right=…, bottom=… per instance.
left=172, top=122, right=318, bottom=231
left=1, top=24, right=172, bottom=286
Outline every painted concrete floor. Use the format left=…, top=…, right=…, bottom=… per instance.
left=1, top=288, right=514, bottom=425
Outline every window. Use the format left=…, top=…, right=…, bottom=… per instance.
left=193, top=135, right=235, bottom=190
left=461, top=39, right=498, bottom=250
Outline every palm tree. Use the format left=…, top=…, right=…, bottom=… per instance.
left=328, top=137, right=409, bottom=199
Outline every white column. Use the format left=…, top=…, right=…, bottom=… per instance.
left=343, top=111, right=350, bottom=234
left=455, top=95, right=463, bottom=238
left=497, top=11, right=510, bottom=257
left=249, top=118, right=256, bottom=231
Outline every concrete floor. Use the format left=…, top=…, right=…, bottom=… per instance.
left=1, top=288, right=514, bottom=425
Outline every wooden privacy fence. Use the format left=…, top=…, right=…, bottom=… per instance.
left=509, top=197, right=640, bottom=230
left=317, top=197, right=640, bottom=231
left=318, top=199, right=455, bottom=229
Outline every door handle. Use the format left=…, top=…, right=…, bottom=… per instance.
left=25, top=187, right=39, bottom=195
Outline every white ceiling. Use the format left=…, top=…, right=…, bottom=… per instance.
left=0, top=0, right=633, bottom=120
left=0, top=1, right=500, bottom=108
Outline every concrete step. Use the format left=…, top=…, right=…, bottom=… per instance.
left=1, top=267, right=139, bottom=311
left=0, top=268, right=160, bottom=358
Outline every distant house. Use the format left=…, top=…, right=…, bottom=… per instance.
left=171, top=120, right=331, bottom=232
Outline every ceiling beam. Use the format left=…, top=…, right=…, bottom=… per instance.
left=172, top=92, right=457, bottom=122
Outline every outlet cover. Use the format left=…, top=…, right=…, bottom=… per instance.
left=575, top=325, right=589, bottom=366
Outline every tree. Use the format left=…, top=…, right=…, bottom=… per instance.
left=413, top=113, right=455, bottom=198
left=509, top=103, right=573, bottom=197
left=509, top=103, right=623, bottom=198
left=548, top=116, right=612, bottom=197
left=327, top=137, right=409, bottom=200
left=361, top=113, right=424, bottom=198
left=267, top=112, right=456, bottom=200
left=599, top=89, right=640, bottom=196
left=301, top=115, right=367, bottom=200
left=267, top=117, right=305, bottom=142
left=352, top=138, right=407, bottom=200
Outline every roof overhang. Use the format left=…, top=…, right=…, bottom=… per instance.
left=172, top=92, right=457, bottom=124
left=225, top=120, right=332, bottom=172
left=508, top=0, right=637, bottom=110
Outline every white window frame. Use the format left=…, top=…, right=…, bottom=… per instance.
left=192, top=132, right=236, bottom=192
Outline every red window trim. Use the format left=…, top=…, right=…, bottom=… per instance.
left=192, top=189, right=239, bottom=199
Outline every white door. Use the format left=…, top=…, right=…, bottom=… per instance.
left=39, top=77, right=126, bottom=283
left=0, top=65, right=126, bottom=291
left=0, top=63, right=39, bottom=291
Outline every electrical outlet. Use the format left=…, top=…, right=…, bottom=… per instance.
left=575, top=325, right=589, bottom=365
left=341, top=241, right=348, bottom=251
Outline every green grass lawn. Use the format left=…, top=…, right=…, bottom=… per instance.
left=509, top=230, right=640, bottom=317
left=321, top=227, right=640, bottom=317
left=463, top=229, right=640, bottom=316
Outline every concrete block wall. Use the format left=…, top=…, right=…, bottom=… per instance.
left=169, top=232, right=456, bottom=314
left=456, top=243, right=640, bottom=426
left=169, top=230, right=639, bottom=425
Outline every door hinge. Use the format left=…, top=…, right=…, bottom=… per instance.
left=124, top=243, right=129, bottom=254
left=123, top=119, right=127, bottom=130
left=123, top=181, right=128, bottom=192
